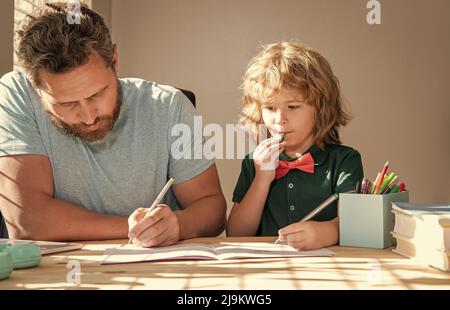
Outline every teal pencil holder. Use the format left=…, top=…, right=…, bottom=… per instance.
left=339, top=191, right=409, bottom=249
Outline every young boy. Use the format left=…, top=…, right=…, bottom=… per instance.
left=227, top=42, right=363, bottom=250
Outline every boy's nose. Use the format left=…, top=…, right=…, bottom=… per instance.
left=274, top=112, right=288, bottom=127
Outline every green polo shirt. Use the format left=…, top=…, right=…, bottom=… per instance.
left=232, top=144, right=364, bottom=236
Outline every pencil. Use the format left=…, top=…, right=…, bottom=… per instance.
left=144, top=178, right=175, bottom=216
left=373, top=161, right=389, bottom=194
left=128, top=178, right=175, bottom=244
left=300, top=193, right=339, bottom=222
left=371, top=172, right=381, bottom=194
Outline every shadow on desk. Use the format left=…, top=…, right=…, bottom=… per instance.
left=1, top=237, right=449, bottom=290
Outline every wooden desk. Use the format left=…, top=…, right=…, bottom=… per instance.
left=0, top=237, right=449, bottom=289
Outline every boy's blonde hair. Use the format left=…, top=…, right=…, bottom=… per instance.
left=240, top=42, right=351, bottom=149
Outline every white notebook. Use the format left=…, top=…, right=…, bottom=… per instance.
left=0, top=238, right=83, bottom=255
left=101, top=242, right=334, bottom=264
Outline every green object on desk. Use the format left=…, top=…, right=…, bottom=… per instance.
left=0, top=244, right=41, bottom=269
left=0, top=252, right=13, bottom=280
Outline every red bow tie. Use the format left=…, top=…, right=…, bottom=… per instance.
left=275, top=152, right=315, bottom=180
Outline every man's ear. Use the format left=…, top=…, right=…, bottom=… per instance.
left=111, top=44, right=118, bottom=73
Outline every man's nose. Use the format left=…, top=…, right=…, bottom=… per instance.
left=78, top=101, right=97, bottom=125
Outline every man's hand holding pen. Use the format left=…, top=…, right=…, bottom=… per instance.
left=128, top=205, right=181, bottom=247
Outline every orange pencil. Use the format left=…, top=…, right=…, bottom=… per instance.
left=373, top=161, right=389, bottom=194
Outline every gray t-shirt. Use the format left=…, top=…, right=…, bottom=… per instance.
left=0, top=71, right=213, bottom=237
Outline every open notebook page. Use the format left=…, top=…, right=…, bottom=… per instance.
left=101, top=242, right=334, bottom=264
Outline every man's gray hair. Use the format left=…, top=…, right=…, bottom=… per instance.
left=15, top=2, right=114, bottom=86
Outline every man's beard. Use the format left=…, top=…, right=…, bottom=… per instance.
left=49, top=82, right=122, bottom=143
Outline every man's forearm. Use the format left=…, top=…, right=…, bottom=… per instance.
left=6, top=196, right=128, bottom=241
left=175, top=195, right=226, bottom=240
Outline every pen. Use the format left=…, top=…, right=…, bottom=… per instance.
left=128, top=177, right=175, bottom=244
left=275, top=193, right=339, bottom=244
left=361, top=178, right=368, bottom=194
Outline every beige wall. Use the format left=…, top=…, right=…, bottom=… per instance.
left=0, top=0, right=14, bottom=76
left=92, top=0, right=112, bottom=29
left=111, top=0, right=450, bottom=206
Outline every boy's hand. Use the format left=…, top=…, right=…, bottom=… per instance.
left=277, top=219, right=339, bottom=250
left=252, top=136, right=285, bottom=184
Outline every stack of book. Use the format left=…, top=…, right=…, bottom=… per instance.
left=391, top=202, right=450, bottom=272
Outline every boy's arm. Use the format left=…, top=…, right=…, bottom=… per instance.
left=226, top=175, right=271, bottom=237
left=227, top=138, right=285, bottom=237
left=0, top=155, right=128, bottom=241
left=316, top=217, right=339, bottom=247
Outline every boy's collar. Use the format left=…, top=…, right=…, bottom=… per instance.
left=279, top=144, right=329, bottom=166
